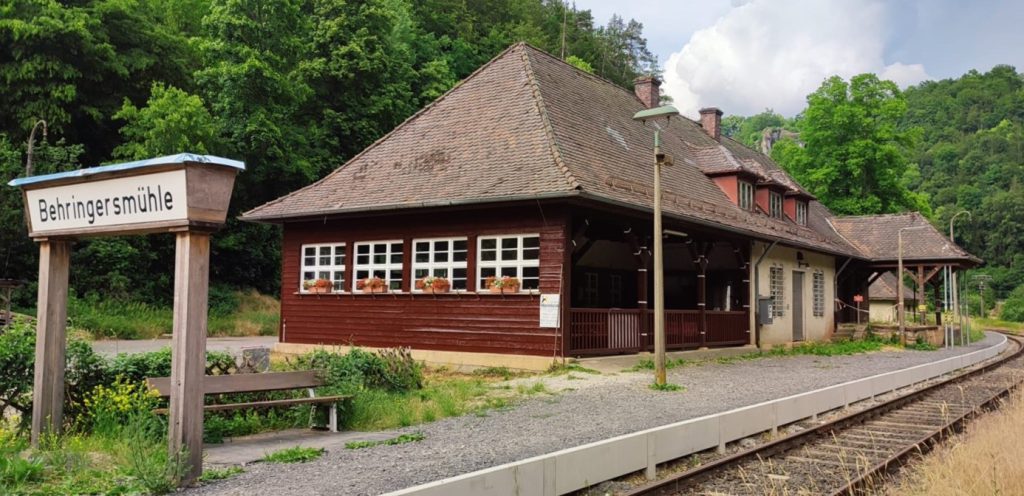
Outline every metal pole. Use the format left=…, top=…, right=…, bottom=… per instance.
left=652, top=128, right=666, bottom=386
left=897, top=231, right=905, bottom=341
left=25, top=119, right=48, bottom=177
left=949, top=211, right=969, bottom=328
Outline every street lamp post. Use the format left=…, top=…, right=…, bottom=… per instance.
left=948, top=211, right=970, bottom=321
left=633, top=105, right=679, bottom=386
left=898, top=226, right=929, bottom=341
left=26, top=119, right=48, bottom=177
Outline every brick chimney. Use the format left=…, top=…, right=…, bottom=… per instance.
left=699, top=107, right=723, bottom=141
left=634, top=76, right=661, bottom=109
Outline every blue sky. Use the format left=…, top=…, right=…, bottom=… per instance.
left=575, top=0, right=1024, bottom=117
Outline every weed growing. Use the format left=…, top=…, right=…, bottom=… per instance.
left=198, top=466, right=244, bottom=482
left=262, top=446, right=325, bottom=464
left=547, top=362, right=601, bottom=376
left=649, top=382, right=685, bottom=392
left=345, top=432, right=425, bottom=449
left=630, top=357, right=690, bottom=371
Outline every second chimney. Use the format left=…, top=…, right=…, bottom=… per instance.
left=699, top=107, right=723, bottom=141
left=634, top=76, right=661, bottom=109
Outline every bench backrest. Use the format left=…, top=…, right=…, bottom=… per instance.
left=145, top=370, right=325, bottom=398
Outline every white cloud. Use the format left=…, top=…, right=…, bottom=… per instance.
left=662, top=0, right=932, bottom=117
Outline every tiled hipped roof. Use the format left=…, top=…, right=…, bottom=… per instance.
left=829, top=213, right=980, bottom=263
left=243, top=44, right=977, bottom=264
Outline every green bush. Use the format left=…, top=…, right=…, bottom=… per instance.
left=291, top=347, right=423, bottom=395
left=0, top=321, right=114, bottom=427
left=1000, top=285, right=1024, bottom=322
left=108, top=348, right=173, bottom=383
left=0, top=321, right=36, bottom=424
left=80, top=378, right=161, bottom=437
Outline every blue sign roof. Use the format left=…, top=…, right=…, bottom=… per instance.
left=7, top=153, right=245, bottom=188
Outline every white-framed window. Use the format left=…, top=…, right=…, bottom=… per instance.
left=412, top=237, right=468, bottom=290
left=812, top=270, right=825, bottom=317
left=301, top=243, right=346, bottom=292
left=738, top=181, right=754, bottom=211
left=796, top=200, right=808, bottom=226
left=477, top=234, right=540, bottom=291
left=770, top=265, right=785, bottom=317
left=769, top=191, right=783, bottom=219
left=354, top=240, right=404, bottom=291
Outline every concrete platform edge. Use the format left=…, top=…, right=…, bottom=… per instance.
left=383, top=334, right=1008, bottom=496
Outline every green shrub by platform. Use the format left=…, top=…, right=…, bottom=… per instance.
left=80, top=378, right=161, bottom=437
left=1001, top=285, right=1024, bottom=322
left=291, top=347, right=424, bottom=395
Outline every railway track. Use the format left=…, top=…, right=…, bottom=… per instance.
left=626, top=334, right=1024, bottom=496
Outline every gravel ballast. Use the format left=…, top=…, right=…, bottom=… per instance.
left=190, top=333, right=1002, bottom=496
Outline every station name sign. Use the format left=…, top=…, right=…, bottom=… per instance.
left=10, top=153, right=245, bottom=239
left=25, top=170, right=188, bottom=236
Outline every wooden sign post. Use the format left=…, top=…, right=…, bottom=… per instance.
left=9, top=153, right=243, bottom=484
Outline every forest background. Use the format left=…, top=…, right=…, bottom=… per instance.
left=2, top=0, right=1021, bottom=330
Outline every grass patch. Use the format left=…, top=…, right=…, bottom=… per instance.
left=516, top=382, right=549, bottom=395
left=67, top=289, right=279, bottom=340
left=975, top=318, right=1024, bottom=334
left=892, top=391, right=1024, bottom=495
left=262, top=446, right=324, bottom=464
left=547, top=362, right=601, bottom=376
left=472, top=366, right=522, bottom=380
left=0, top=415, right=187, bottom=495
left=345, top=432, right=425, bottom=449
left=198, top=466, right=244, bottom=482
left=629, top=357, right=690, bottom=371
left=649, top=382, right=684, bottom=392
left=345, top=371, right=494, bottom=430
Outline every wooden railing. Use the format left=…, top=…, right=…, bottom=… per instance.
left=568, top=308, right=749, bottom=356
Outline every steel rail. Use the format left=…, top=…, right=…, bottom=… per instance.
left=625, top=333, right=1024, bottom=496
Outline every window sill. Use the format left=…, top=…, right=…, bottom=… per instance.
left=293, top=290, right=541, bottom=297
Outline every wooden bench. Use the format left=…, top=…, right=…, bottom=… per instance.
left=145, top=370, right=350, bottom=432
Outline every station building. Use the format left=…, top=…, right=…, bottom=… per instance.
left=243, top=43, right=979, bottom=367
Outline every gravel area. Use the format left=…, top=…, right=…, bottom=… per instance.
left=189, top=333, right=1002, bottom=496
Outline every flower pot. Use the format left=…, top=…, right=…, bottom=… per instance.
left=422, top=286, right=450, bottom=294
left=362, top=287, right=387, bottom=294
left=308, top=286, right=331, bottom=294
left=489, top=285, right=519, bottom=294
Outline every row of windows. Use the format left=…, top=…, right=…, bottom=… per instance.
left=301, top=235, right=540, bottom=293
left=737, top=180, right=808, bottom=226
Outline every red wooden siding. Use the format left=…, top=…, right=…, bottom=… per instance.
left=280, top=205, right=569, bottom=356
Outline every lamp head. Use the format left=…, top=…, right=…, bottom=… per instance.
left=633, top=105, right=680, bottom=122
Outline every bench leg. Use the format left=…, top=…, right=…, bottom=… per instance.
left=329, top=404, right=338, bottom=433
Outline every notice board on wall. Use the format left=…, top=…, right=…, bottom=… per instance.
left=539, top=294, right=560, bottom=328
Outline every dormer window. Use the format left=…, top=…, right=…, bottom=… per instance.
left=769, top=191, right=783, bottom=219
left=796, top=200, right=808, bottom=226
left=738, top=181, right=754, bottom=211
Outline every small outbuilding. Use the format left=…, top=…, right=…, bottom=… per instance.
left=867, top=272, right=915, bottom=323
left=243, top=43, right=979, bottom=368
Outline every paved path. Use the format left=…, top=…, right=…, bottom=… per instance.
left=189, top=333, right=1003, bottom=496
left=90, top=336, right=277, bottom=356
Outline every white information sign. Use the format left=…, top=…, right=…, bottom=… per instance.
left=25, top=170, right=188, bottom=235
left=539, top=293, right=561, bottom=328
